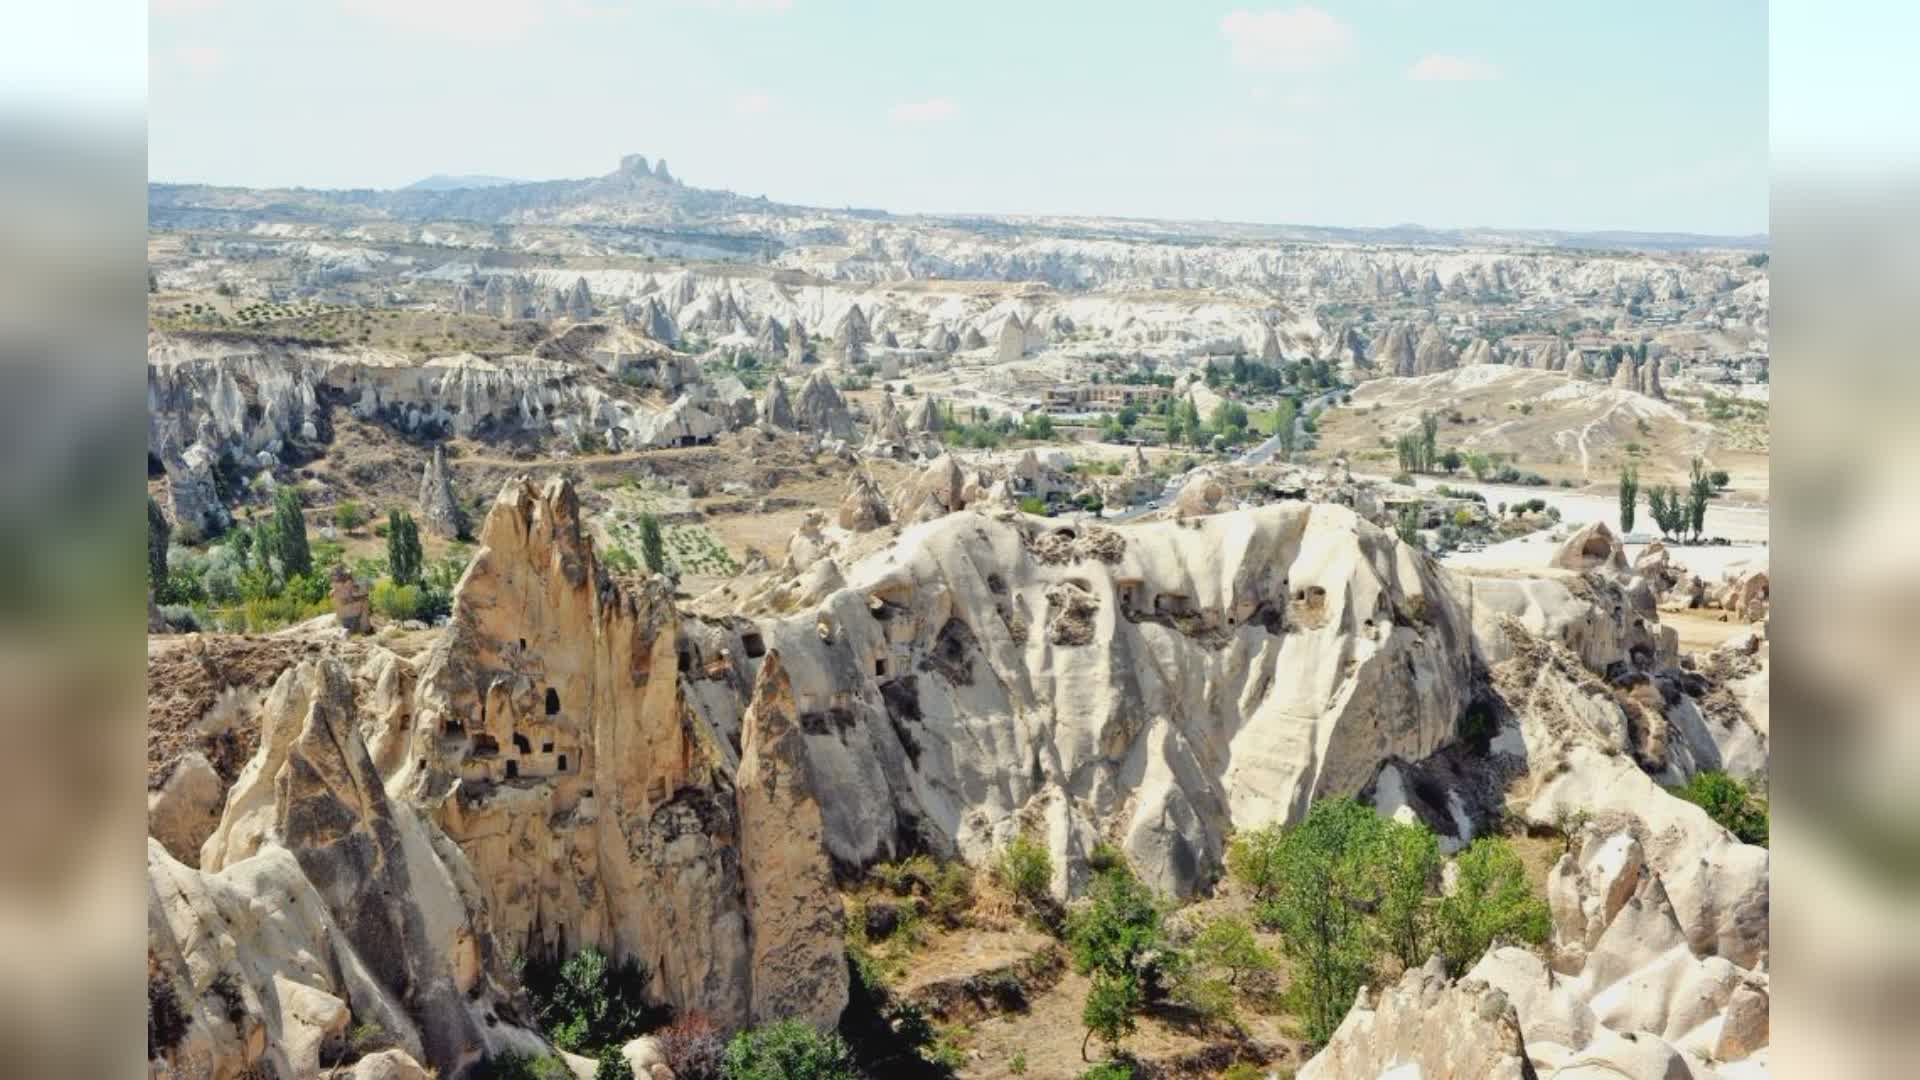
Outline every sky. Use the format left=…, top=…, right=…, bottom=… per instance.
left=147, top=1, right=1770, bottom=235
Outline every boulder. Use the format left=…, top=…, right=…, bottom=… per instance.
left=837, top=471, right=892, bottom=533
left=1171, top=470, right=1228, bottom=518
left=1300, top=958, right=1533, bottom=1079
left=1549, top=520, right=1630, bottom=575
left=147, top=751, right=224, bottom=866
left=892, top=453, right=969, bottom=524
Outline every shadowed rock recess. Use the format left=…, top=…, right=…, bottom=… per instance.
left=147, top=474, right=1769, bottom=1078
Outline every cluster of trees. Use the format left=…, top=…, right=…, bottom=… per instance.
left=1225, top=800, right=1548, bottom=1044
left=1201, top=355, right=1291, bottom=393
left=606, top=512, right=674, bottom=582
left=148, top=490, right=466, bottom=631
left=148, top=489, right=334, bottom=629
left=501, top=945, right=873, bottom=1080
left=982, top=802, right=1550, bottom=1068
left=1393, top=411, right=1489, bottom=480
left=936, top=405, right=1056, bottom=450
left=1161, top=398, right=1264, bottom=450
left=1624, top=456, right=1720, bottom=541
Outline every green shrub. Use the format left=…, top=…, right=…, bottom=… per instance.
left=1226, top=823, right=1286, bottom=903
left=522, top=947, right=661, bottom=1056
left=474, top=1052, right=573, bottom=1080
left=1086, top=842, right=1128, bottom=877
left=239, top=593, right=330, bottom=632
left=1433, top=837, right=1550, bottom=975
left=1674, top=771, right=1768, bottom=846
left=1189, top=915, right=1274, bottom=986
left=1077, top=1059, right=1137, bottom=1080
left=722, top=1019, right=858, bottom=1080
left=593, top=1047, right=632, bottom=1080
left=333, top=500, right=368, bottom=530
left=994, top=834, right=1053, bottom=907
left=371, top=580, right=426, bottom=622
left=1018, top=496, right=1047, bottom=515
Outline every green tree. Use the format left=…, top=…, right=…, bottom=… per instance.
left=1080, top=972, right=1141, bottom=1060
left=1176, top=398, right=1205, bottom=448
left=722, top=1019, right=858, bottom=1080
left=1432, top=837, right=1550, bottom=976
left=1438, top=449, right=1463, bottom=474
left=1253, top=800, right=1387, bottom=1044
left=1226, top=823, right=1287, bottom=902
left=1687, top=456, right=1713, bottom=540
left=1376, top=821, right=1442, bottom=972
left=1394, top=434, right=1421, bottom=475
left=1396, top=505, right=1423, bottom=548
left=593, top=1048, right=631, bottom=1080
left=1065, top=869, right=1162, bottom=980
left=1418, top=411, right=1440, bottom=472
left=1464, top=452, right=1491, bottom=481
left=1271, top=397, right=1299, bottom=459
left=526, top=947, right=655, bottom=1054
left=1674, top=771, right=1768, bottom=846
left=387, top=510, right=423, bottom=587
left=1647, top=485, right=1685, bottom=539
left=270, top=489, right=312, bottom=578
left=148, top=497, right=172, bottom=592
left=1190, top=915, right=1275, bottom=986
left=635, top=512, right=670, bottom=579
left=994, top=833, right=1054, bottom=908
left=1618, top=464, right=1639, bottom=535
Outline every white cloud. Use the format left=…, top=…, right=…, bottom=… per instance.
left=1219, top=7, right=1353, bottom=73
left=734, top=91, right=773, bottom=116
left=698, top=0, right=793, bottom=11
left=889, top=98, right=958, bottom=125
left=1407, top=54, right=1500, bottom=82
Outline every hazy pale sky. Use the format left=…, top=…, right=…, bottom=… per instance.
left=148, top=1, right=1769, bottom=235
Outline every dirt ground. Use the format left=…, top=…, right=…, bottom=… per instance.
left=1310, top=368, right=1767, bottom=497
left=1661, top=608, right=1757, bottom=655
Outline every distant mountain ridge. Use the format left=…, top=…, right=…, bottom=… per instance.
left=401, top=174, right=525, bottom=192
left=149, top=153, right=1768, bottom=252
